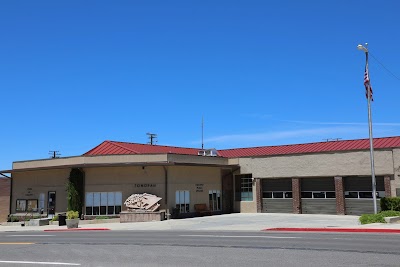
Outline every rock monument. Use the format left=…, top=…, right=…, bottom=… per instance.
left=120, top=193, right=165, bottom=223
left=124, top=193, right=162, bottom=212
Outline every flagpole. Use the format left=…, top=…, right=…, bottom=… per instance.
left=358, top=43, right=378, bottom=214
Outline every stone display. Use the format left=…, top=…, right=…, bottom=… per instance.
left=124, top=193, right=162, bottom=212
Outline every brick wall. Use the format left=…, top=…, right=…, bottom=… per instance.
left=334, top=176, right=345, bottom=215
left=292, top=178, right=301, bottom=214
left=0, top=178, right=11, bottom=222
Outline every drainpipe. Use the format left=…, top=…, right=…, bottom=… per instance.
left=163, top=166, right=169, bottom=218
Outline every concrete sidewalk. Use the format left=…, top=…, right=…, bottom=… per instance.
left=1, top=213, right=400, bottom=232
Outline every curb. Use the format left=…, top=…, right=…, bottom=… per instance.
left=264, top=228, right=400, bottom=233
left=44, top=228, right=110, bottom=232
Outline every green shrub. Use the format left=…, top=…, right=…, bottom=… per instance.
left=7, top=216, right=19, bottom=222
left=95, top=216, right=109, bottom=220
left=359, top=213, right=385, bottom=224
left=379, top=210, right=400, bottom=217
left=67, top=210, right=79, bottom=220
left=380, top=197, right=400, bottom=211
left=51, top=215, right=59, bottom=222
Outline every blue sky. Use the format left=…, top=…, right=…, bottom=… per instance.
left=1, top=0, right=400, bottom=171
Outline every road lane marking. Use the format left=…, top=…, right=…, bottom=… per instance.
left=0, top=243, right=34, bottom=245
left=7, top=235, right=55, bottom=237
left=0, top=260, right=80, bottom=265
left=180, top=235, right=300, bottom=239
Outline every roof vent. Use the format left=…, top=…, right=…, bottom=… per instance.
left=198, top=149, right=218, bottom=157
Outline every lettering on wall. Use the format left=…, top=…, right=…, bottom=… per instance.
left=25, top=187, right=33, bottom=197
left=135, top=184, right=156, bottom=188
left=196, top=184, right=204, bottom=192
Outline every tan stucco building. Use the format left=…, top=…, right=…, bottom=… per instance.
left=2, top=137, right=400, bottom=220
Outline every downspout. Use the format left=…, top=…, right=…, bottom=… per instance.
left=163, top=166, right=169, bottom=218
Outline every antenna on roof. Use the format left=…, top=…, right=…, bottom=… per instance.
left=201, top=116, right=204, bottom=149
left=49, top=150, right=60, bottom=158
left=146, top=133, right=157, bottom=145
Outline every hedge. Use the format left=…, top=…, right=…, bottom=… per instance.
left=380, top=197, right=400, bottom=211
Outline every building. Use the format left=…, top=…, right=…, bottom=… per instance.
left=1, top=136, right=400, bottom=218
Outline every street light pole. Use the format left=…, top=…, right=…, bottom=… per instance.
left=357, top=43, right=378, bottom=214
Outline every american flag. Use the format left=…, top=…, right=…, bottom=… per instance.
left=364, top=64, right=373, bottom=101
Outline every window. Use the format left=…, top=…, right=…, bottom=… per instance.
left=39, top=193, right=45, bottom=212
left=235, top=174, right=253, bottom=201
left=85, top=192, right=122, bottom=215
left=209, top=190, right=221, bottom=211
left=301, top=192, right=335, bottom=199
left=27, top=199, right=38, bottom=212
left=16, top=199, right=38, bottom=212
left=176, top=190, right=190, bottom=213
left=345, top=191, right=385, bottom=199
left=16, top=200, right=26, bottom=212
left=263, top=192, right=292, bottom=199
left=238, top=175, right=253, bottom=201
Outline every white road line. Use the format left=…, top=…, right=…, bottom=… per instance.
left=0, top=261, right=80, bottom=265
left=7, top=235, right=55, bottom=237
left=180, top=235, right=300, bottom=239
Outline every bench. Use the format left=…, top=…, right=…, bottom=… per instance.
left=194, top=204, right=212, bottom=216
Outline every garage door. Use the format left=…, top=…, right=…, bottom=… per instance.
left=344, top=176, right=384, bottom=215
left=262, top=178, right=292, bottom=213
left=301, top=178, right=336, bottom=214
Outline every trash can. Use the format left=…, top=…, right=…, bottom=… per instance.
left=58, top=213, right=66, bottom=226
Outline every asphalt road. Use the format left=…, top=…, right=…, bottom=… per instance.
left=0, top=230, right=399, bottom=266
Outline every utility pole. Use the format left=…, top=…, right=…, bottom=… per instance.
left=49, top=151, right=60, bottom=158
left=146, top=133, right=157, bottom=145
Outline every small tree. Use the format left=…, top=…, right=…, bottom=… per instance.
left=66, top=180, right=80, bottom=212
left=66, top=168, right=84, bottom=216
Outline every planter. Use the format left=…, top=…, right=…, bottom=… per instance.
left=66, top=219, right=79, bottom=229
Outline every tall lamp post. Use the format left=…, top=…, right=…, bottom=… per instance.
left=357, top=43, right=377, bottom=214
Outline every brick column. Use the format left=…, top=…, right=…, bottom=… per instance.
left=255, top=178, right=262, bottom=213
left=292, top=178, right=301, bottom=214
left=334, top=176, right=346, bottom=215
left=384, top=175, right=392, bottom=197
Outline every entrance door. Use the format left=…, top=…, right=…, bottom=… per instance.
left=48, top=191, right=56, bottom=215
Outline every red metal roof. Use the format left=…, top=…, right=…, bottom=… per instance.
left=84, top=136, right=400, bottom=158
left=217, top=136, right=400, bottom=158
left=83, top=140, right=201, bottom=156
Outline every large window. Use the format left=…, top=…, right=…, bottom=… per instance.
left=16, top=199, right=38, bottom=212
left=236, top=174, right=253, bottom=201
left=86, top=192, right=122, bottom=215
left=175, top=190, right=190, bottom=213
left=301, top=191, right=336, bottom=199
left=16, top=199, right=26, bottom=212
left=209, top=190, right=221, bottom=211
left=263, top=192, right=292, bottom=199
left=345, top=191, right=385, bottom=199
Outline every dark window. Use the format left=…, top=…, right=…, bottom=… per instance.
left=313, top=192, right=326, bottom=198
left=359, top=192, right=373, bottom=198
left=346, top=192, right=359, bottom=198
left=115, top=206, right=122, bottom=214
left=285, top=192, right=293, bottom=198
left=107, top=206, right=115, bottom=215
left=301, top=192, right=312, bottom=198
left=263, top=192, right=272, bottom=198
left=86, top=207, right=92, bottom=215
left=326, top=192, right=336, bottom=198
left=273, top=192, right=284, bottom=198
